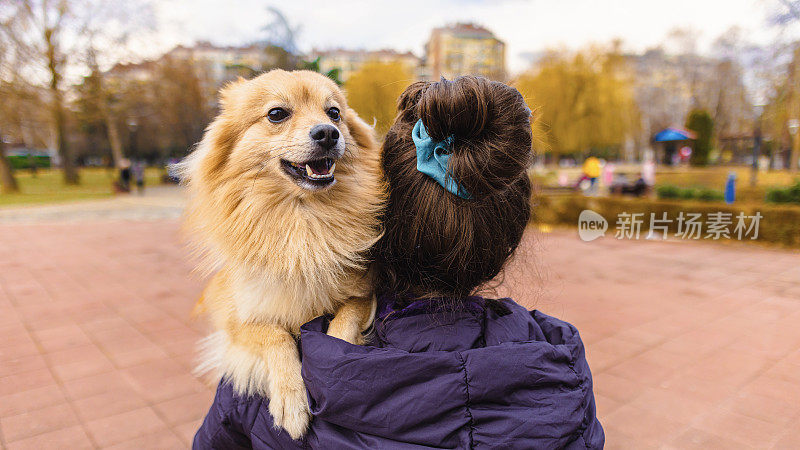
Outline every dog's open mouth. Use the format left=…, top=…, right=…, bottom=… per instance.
left=280, top=158, right=337, bottom=189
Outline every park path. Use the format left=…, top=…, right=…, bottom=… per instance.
left=0, top=189, right=799, bottom=448
left=502, top=231, right=800, bottom=449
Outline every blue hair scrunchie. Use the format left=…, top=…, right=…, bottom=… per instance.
left=412, top=119, right=472, bottom=200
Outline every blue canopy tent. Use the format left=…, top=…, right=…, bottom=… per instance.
left=654, top=127, right=696, bottom=142
left=653, top=127, right=696, bottom=164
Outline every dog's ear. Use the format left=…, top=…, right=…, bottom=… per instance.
left=191, top=77, right=250, bottom=184
left=345, top=108, right=378, bottom=151
left=218, top=77, right=247, bottom=113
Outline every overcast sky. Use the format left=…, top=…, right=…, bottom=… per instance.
left=151, top=0, right=793, bottom=74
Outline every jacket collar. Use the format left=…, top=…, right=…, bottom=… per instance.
left=371, top=294, right=510, bottom=352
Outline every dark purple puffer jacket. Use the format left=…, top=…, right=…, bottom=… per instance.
left=194, top=296, right=604, bottom=449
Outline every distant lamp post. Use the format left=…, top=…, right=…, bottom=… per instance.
left=789, top=119, right=799, bottom=172
left=751, top=104, right=765, bottom=188
left=127, top=117, right=139, bottom=159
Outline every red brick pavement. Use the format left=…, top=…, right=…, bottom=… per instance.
left=0, top=219, right=798, bottom=448
left=500, top=232, right=800, bottom=449
left=0, top=220, right=208, bottom=449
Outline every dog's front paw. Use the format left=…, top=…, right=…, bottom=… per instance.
left=328, top=297, right=375, bottom=345
left=327, top=318, right=360, bottom=344
left=268, top=372, right=311, bottom=440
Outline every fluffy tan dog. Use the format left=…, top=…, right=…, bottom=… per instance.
left=181, top=70, right=384, bottom=438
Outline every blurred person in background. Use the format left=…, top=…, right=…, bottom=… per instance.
left=642, top=153, right=656, bottom=187
left=602, top=160, right=616, bottom=191
left=116, top=158, right=132, bottom=193
left=577, top=155, right=602, bottom=194
left=132, top=160, right=145, bottom=195
left=27, top=153, right=38, bottom=177
left=610, top=172, right=649, bottom=197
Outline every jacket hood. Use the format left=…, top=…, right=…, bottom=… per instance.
left=299, top=296, right=604, bottom=448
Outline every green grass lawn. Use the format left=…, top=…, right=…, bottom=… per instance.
left=0, top=167, right=165, bottom=207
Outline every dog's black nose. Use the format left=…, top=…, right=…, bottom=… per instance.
left=310, top=124, right=339, bottom=150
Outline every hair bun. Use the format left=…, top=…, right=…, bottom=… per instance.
left=416, top=76, right=533, bottom=197
left=418, top=77, right=489, bottom=141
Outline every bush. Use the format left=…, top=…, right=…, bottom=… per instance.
left=8, top=155, right=51, bottom=169
left=655, top=184, right=680, bottom=199
left=656, top=184, right=724, bottom=202
left=686, top=109, right=714, bottom=167
left=695, top=187, right=725, bottom=202
left=765, top=180, right=800, bottom=204
left=679, top=187, right=697, bottom=200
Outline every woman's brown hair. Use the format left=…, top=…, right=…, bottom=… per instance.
left=374, top=76, right=533, bottom=300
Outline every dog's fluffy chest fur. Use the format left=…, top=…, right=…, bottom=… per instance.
left=231, top=267, right=336, bottom=333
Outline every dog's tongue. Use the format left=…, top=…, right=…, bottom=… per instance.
left=307, top=159, right=333, bottom=175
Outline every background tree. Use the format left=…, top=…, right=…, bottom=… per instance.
left=763, top=45, right=800, bottom=171
left=260, top=7, right=302, bottom=72
left=345, top=61, right=414, bottom=135
left=302, top=57, right=342, bottom=85
left=79, top=0, right=156, bottom=168
left=514, top=46, right=639, bottom=157
left=764, top=1, right=800, bottom=171
left=686, top=109, right=714, bottom=166
left=699, top=27, right=755, bottom=139
left=628, top=27, right=756, bottom=160
left=0, top=33, right=19, bottom=193
left=0, top=74, right=51, bottom=193
left=262, top=7, right=300, bottom=56
left=151, top=56, right=215, bottom=156
left=630, top=47, right=693, bottom=147
left=1, top=0, right=156, bottom=183
left=704, top=59, right=753, bottom=137
left=0, top=135, right=17, bottom=194
left=0, top=24, right=55, bottom=192
left=1, top=0, right=80, bottom=184
left=771, top=0, right=800, bottom=25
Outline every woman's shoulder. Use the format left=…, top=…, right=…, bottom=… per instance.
left=477, top=297, right=586, bottom=348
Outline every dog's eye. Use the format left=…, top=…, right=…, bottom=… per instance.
left=267, top=108, right=290, bottom=123
left=326, top=107, right=341, bottom=122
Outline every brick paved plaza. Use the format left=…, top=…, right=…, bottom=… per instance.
left=0, top=190, right=798, bottom=448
